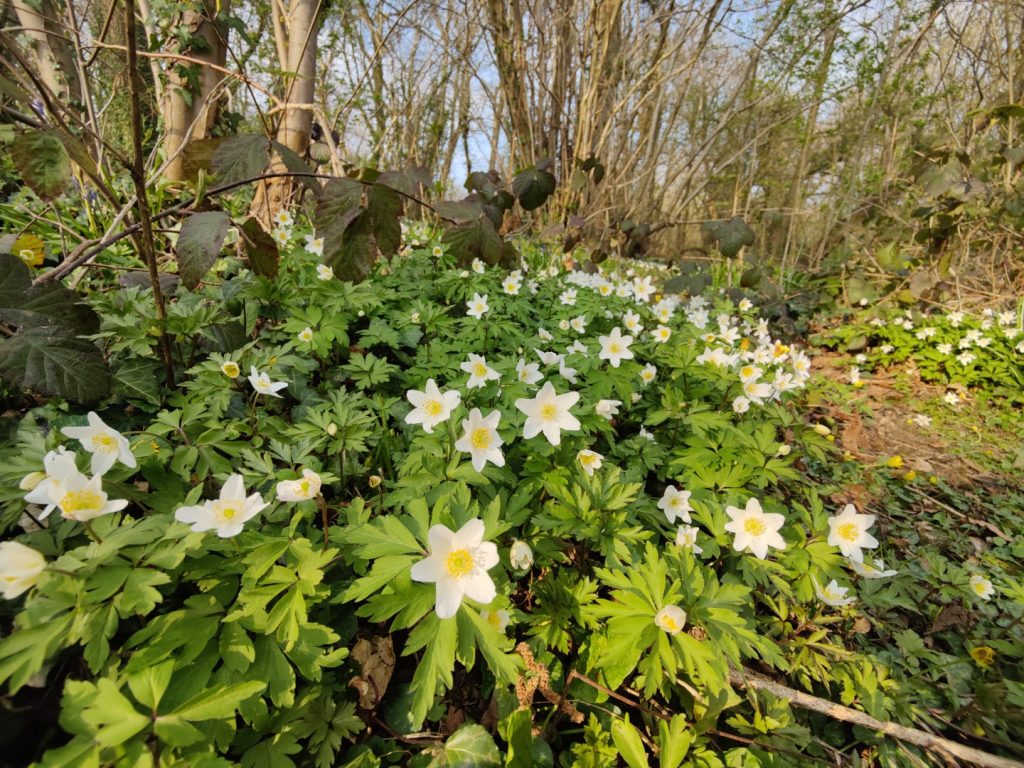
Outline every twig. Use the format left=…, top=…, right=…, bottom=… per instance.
left=729, top=668, right=1024, bottom=768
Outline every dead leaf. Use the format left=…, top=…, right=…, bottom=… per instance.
left=348, top=635, right=395, bottom=710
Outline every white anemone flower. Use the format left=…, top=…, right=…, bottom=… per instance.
left=623, top=310, right=643, bottom=333
left=577, top=449, right=603, bottom=476
left=813, top=577, right=856, bottom=607
left=405, top=379, right=461, bottom=434
left=675, top=525, right=703, bottom=554
left=515, top=381, right=581, bottom=445
left=482, top=608, right=511, bottom=631
left=248, top=366, right=288, bottom=398
left=316, top=264, right=334, bottom=281
left=595, top=399, right=622, bottom=420
left=466, top=293, right=489, bottom=319
left=536, top=349, right=564, bottom=366
left=849, top=558, right=897, bottom=579
left=174, top=474, right=267, bottom=538
left=570, top=315, right=587, bottom=333
left=61, top=412, right=136, bottom=476
left=411, top=518, right=499, bottom=619
left=460, top=354, right=500, bottom=389
left=598, top=327, right=634, bottom=368
left=969, top=574, right=995, bottom=601
left=509, top=539, right=534, bottom=570
left=303, top=234, right=324, bottom=256
left=654, top=605, right=686, bottom=634
left=827, top=504, right=879, bottom=563
left=652, top=325, right=672, bottom=343
left=658, top=486, right=692, bottom=524
left=639, top=364, right=657, bottom=385
left=732, top=396, right=751, bottom=414
left=275, top=469, right=322, bottom=502
left=515, top=358, right=542, bottom=385
left=454, top=408, right=505, bottom=472
left=23, top=447, right=79, bottom=519
left=724, top=498, right=786, bottom=559
left=471, top=258, right=486, bottom=273
left=52, top=469, right=129, bottom=522
left=0, top=541, right=46, bottom=599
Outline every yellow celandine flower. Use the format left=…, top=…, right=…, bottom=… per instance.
left=886, top=455, right=904, bottom=469
left=969, top=646, right=995, bottom=668
left=903, top=470, right=917, bottom=482
left=654, top=605, right=687, bottom=635
left=410, top=518, right=499, bottom=619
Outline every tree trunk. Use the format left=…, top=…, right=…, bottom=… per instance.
left=10, top=0, right=82, bottom=105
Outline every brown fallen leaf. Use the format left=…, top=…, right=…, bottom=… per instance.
left=348, top=635, right=395, bottom=710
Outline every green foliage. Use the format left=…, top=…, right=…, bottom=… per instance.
left=177, top=211, right=231, bottom=288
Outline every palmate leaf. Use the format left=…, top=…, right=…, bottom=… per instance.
left=0, top=326, right=110, bottom=404
left=176, top=211, right=230, bottom=289
left=11, top=129, right=71, bottom=200
left=406, top=614, right=457, bottom=727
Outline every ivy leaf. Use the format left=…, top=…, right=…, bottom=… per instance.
left=512, top=161, right=556, bottom=211
left=0, top=326, right=110, bottom=404
left=428, top=723, right=500, bottom=767
left=212, top=134, right=270, bottom=185
left=176, top=211, right=230, bottom=289
left=11, top=129, right=71, bottom=200
left=239, top=217, right=280, bottom=279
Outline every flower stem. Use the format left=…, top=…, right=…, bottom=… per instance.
left=83, top=520, right=104, bottom=544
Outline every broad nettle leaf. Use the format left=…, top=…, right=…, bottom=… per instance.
left=442, top=215, right=516, bottom=267
left=512, top=161, right=556, bottom=211
left=212, top=134, right=271, bottom=185
left=0, top=326, right=110, bottom=404
left=238, top=218, right=280, bottom=279
left=11, top=129, right=72, bottom=201
left=0, top=253, right=100, bottom=333
left=176, top=211, right=230, bottom=289
left=435, top=199, right=485, bottom=223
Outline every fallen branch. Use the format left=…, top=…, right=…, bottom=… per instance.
left=729, top=668, right=1024, bottom=768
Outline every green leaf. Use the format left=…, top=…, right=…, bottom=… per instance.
left=442, top=216, right=515, bottom=267
left=429, top=723, right=501, bottom=767
left=271, top=140, right=321, bottom=196
left=611, top=717, right=649, bottom=768
left=11, top=129, right=71, bottom=200
left=408, top=615, right=457, bottom=726
left=212, top=134, right=270, bottom=185
left=239, top=217, right=280, bottom=278
left=80, top=679, right=150, bottom=747
left=702, top=217, right=754, bottom=258
left=317, top=180, right=402, bottom=282
left=504, top=709, right=554, bottom=768
left=657, top=715, right=690, bottom=768
left=168, top=680, right=266, bottom=721
left=0, top=253, right=101, bottom=333
left=512, top=162, right=556, bottom=211
left=112, top=358, right=161, bottom=406
left=176, top=211, right=230, bottom=289
left=127, top=660, right=174, bottom=710
left=219, top=622, right=256, bottom=672
left=241, top=733, right=302, bottom=768
left=0, top=326, right=110, bottom=404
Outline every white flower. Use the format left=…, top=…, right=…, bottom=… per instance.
left=598, top=327, right=634, bottom=368
left=248, top=366, right=288, bottom=398
left=567, top=340, right=588, bottom=356
left=813, top=577, right=856, bottom=607
left=849, top=558, right=897, bottom=579
left=23, top=447, right=78, bottom=519
left=570, top=315, right=587, bottom=333
left=559, top=319, right=570, bottom=331
left=175, top=474, right=267, bottom=537
left=482, top=608, right=510, bottom=631
left=937, top=342, right=953, bottom=355
left=411, top=519, right=499, bottom=618
left=61, top=412, right=136, bottom=476
left=273, top=210, right=294, bottom=228
left=638, top=426, right=655, bottom=441
left=304, top=235, right=324, bottom=256
left=943, top=391, right=961, bottom=406
left=316, top=264, right=334, bottom=281
left=658, top=486, right=692, bottom=524
left=739, top=364, right=761, bottom=383
left=538, top=327, right=553, bottom=342
left=515, top=381, right=581, bottom=445
left=454, top=408, right=505, bottom=472
left=405, top=379, right=461, bottom=433
left=466, top=293, right=489, bottom=319
left=969, top=574, right=994, bottom=600
left=738, top=298, right=753, bottom=312
left=52, top=470, right=129, bottom=522
left=632, top=276, right=655, bottom=303
left=472, top=258, right=485, bottom=273
left=880, top=344, right=894, bottom=354
left=275, top=469, right=322, bottom=502
left=536, top=349, right=564, bottom=366
left=560, top=288, right=577, bottom=305
left=956, top=352, right=975, bottom=365
left=461, top=354, right=500, bottom=389
left=948, top=310, right=963, bottom=327
left=675, top=525, right=703, bottom=554
left=623, top=310, right=643, bottom=333
left=432, top=245, right=444, bottom=257
left=827, top=504, right=879, bottom=563
left=298, top=327, right=314, bottom=343
left=272, top=228, right=291, bottom=247
left=577, top=449, right=603, bottom=476
left=0, top=542, right=46, bottom=599
left=639, top=364, right=657, bottom=385
left=652, top=325, right=672, bottom=343
left=509, top=539, right=534, bottom=570
left=742, top=379, right=773, bottom=404
left=502, top=276, right=521, bottom=295
left=654, top=605, right=686, bottom=635
left=221, top=360, right=241, bottom=378
left=558, top=358, right=578, bottom=384
left=515, top=358, right=542, bottom=385
left=724, top=498, right=786, bottom=559
left=732, top=396, right=751, bottom=414
left=595, top=399, right=622, bottom=420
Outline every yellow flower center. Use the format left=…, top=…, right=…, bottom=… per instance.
left=470, top=427, right=492, bottom=450
left=743, top=517, right=767, bottom=536
left=540, top=404, right=558, bottom=421
left=485, top=611, right=502, bottom=628
left=223, top=363, right=240, bottom=378
left=740, top=338, right=751, bottom=351
left=445, top=548, right=474, bottom=578
left=212, top=500, right=242, bottom=521
left=91, top=433, right=118, bottom=454
left=609, top=342, right=621, bottom=354
left=61, top=490, right=103, bottom=515
left=741, top=366, right=755, bottom=379
left=972, top=581, right=988, bottom=595
left=474, top=303, right=485, bottom=312
left=424, top=400, right=443, bottom=416
left=297, top=480, right=311, bottom=497
left=837, top=522, right=860, bottom=542
left=580, top=453, right=597, bottom=466
left=660, top=615, right=679, bottom=632
left=472, top=362, right=488, bottom=377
